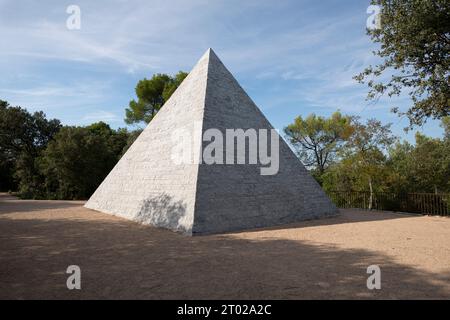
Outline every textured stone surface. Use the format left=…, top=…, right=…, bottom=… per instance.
left=85, top=48, right=337, bottom=235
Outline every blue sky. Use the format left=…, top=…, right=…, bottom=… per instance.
left=0, top=0, right=445, bottom=142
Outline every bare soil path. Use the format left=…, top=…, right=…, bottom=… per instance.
left=1, top=193, right=449, bottom=299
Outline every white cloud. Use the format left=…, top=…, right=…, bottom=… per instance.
left=82, top=110, right=120, bottom=123
left=0, top=81, right=109, bottom=110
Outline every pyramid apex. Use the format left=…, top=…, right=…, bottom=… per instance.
left=200, top=47, right=218, bottom=60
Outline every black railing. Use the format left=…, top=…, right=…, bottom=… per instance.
left=327, top=191, right=450, bottom=216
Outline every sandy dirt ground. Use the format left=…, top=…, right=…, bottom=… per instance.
left=1, top=193, right=450, bottom=299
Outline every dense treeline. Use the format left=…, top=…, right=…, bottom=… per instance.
left=0, top=100, right=141, bottom=199
left=285, top=112, right=450, bottom=199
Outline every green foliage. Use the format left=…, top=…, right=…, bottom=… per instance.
left=1, top=99, right=143, bottom=199
left=441, top=116, right=450, bottom=139
left=37, top=123, right=130, bottom=200
left=387, top=131, right=450, bottom=193
left=345, top=119, right=395, bottom=192
left=120, top=129, right=143, bottom=157
left=384, top=140, right=415, bottom=193
left=284, top=111, right=354, bottom=174
left=355, top=0, right=450, bottom=128
left=125, top=71, right=188, bottom=125
left=0, top=100, right=61, bottom=193
left=323, top=151, right=392, bottom=192
left=345, top=118, right=396, bottom=154
left=322, top=118, right=396, bottom=197
left=322, top=117, right=449, bottom=195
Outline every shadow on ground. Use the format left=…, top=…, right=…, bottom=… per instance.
left=241, top=208, right=416, bottom=233
left=0, top=193, right=83, bottom=214
left=1, top=201, right=449, bottom=299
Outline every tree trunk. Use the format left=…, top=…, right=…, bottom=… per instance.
left=368, top=176, right=373, bottom=210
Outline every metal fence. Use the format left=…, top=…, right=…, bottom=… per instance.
left=327, top=191, right=450, bottom=216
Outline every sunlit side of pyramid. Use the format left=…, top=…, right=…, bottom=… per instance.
left=85, top=49, right=337, bottom=235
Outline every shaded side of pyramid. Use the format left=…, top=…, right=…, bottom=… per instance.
left=84, top=50, right=211, bottom=234
left=191, top=50, right=337, bottom=234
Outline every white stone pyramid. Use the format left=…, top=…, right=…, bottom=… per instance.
left=85, top=48, right=337, bottom=235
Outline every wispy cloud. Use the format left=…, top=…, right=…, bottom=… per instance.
left=0, top=81, right=109, bottom=109
left=0, top=0, right=443, bottom=141
left=82, top=110, right=120, bottom=123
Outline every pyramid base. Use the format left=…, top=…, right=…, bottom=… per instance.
left=85, top=202, right=338, bottom=236
left=191, top=208, right=339, bottom=235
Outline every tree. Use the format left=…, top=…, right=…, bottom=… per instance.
left=355, top=0, right=450, bottom=128
left=284, top=111, right=354, bottom=180
left=125, top=71, right=188, bottom=125
left=38, top=123, right=129, bottom=199
left=410, top=132, right=449, bottom=193
left=387, top=128, right=450, bottom=194
left=0, top=99, right=141, bottom=199
left=120, top=128, right=143, bottom=156
left=442, top=115, right=450, bottom=139
left=85, top=121, right=132, bottom=160
left=343, top=118, right=396, bottom=208
left=0, top=100, right=61, bottom=193
left=385, top=140, right=415, bottom=193
left=323, top=116, right=449, bottom=196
